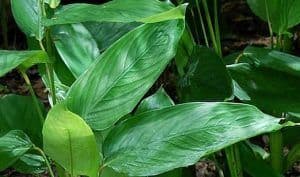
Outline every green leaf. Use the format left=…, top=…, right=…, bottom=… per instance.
left=175, top=29, right=195, bottom=76
left=44, top=0, right=186, bottom=26
left=43, top=103, right=100, bottom=177
left=13, top=153, right=46, bottom=174
left=66, top=20, right=185, bottom=130
left=83, top=22, right=139, bottom=52
left=179, top=46, right=233, bottom=102
left=45, top=0, right=60, bottom=8
left=228, top=63, right=300, bottom=114
left=0, top=130, right=33, bottom=171
left=0, top=94, right=45, bottom=146
left=100, top=167, right=129, bottom=177
left=52, top=23, right=100, bottom=77
left=239, top=142, right=282, bottom=177
left=242, top=46, right=300, bottom=77
left=135, top=87, right=174, bottom=114
left=103, top=102, right=281, bottom=176
left=11, top=0, right=44, bottom=40
left=0, top=50, right=48, bottom=77
left=247, top=0, right=300, bottom=33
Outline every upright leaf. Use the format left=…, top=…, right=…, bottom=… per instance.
left=0, top=94, right=45, bottom=146
left=83, top=22, right=139, bottom=52
left=135, top=87, right=174, bottom=114
left=103, top=102, right=281, bottom=176
left=0, top=50, right=48, bottom=77
left=11, top=0, right=44, bottom=40
left=0, top=130, right=33, bottom=171
left=52, top=23, right=100, bottom=77
left=179, top=46, right=233, bottom=102
left=66, top=20, right=185, bottom=130
left=247, top=0, right=300, bottom=33
left=43, top=103, right=100, bottom=177
left=44, top=0, right=186, bottom=26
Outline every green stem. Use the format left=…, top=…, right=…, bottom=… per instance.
left=270, top=130, right=283, bottom=173
left=213, top=0, right=222, bottom=57
left=38, top=0, right=57, bottom=105
left=265, top=0, right=274, bottom=49
left=190, top=9, right=201, bottom=44
left=20, top=70, right=44, bottom=126
left=34, top=146, right=55, bottom=177
left=202, top=0, right=220, bottom=56
left=225, top=144, right=243, bottom=177
left=195, top=0, right=209, bottom=47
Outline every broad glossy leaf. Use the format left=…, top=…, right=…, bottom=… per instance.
left=11, top=0, right=44, bottom=40
left=239, top=142, right=282, bottom=177
left=0, top=50, right=48, bottom=77
left=66, top=20, right=185, bottom=130
left=44, top=0, right=186, bottom=26
left=135, top=87, right=174, bottom=114
left=103, top=102, right=281, bottom=176
left=43, top=103, right=100, bottom=177
left=83, top=22, right=139, bottom=52
left=52, top=23, right=100, bottom=77
left=0, top=94, right=45, bottom=146
left=13, top=153, right=46, bottom=174
left=228, top=63, right=300, bottom=114
left=247, top=0, right=300, bottom=33
left=242, top=46, right=300, bottom=77
left=179, top=46, right=233, bottom=102
left=0, top=130, right=33, bottom=171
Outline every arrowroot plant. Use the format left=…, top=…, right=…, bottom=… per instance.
left=0, top=0, right=300, bottom=177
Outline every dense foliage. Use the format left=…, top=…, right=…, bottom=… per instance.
left=1, top=0, right=300, bottom=176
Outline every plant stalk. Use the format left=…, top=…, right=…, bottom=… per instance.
left=34, top=146, right=55, bottom=177
left=20, top=70, right=44, bottom=126
left=225, top=144, right=243, bottom=177
left=201, top=0, right=220, bottom=57
left=264, top=0, right=274, bottom=48
left=213, top=0, right=222, bottom=57
left=38, top=0, right=57, bottom=105
left=195, top=0, right=209, bottom=47
left=270, top=130, right=283, bottom=173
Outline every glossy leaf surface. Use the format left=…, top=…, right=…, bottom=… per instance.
left=135, top=87, right=174, bottom=114
left=0, top=94, right=45, bottom=146
left=0, top=130, right=33, bottom=171
left=228, top=62, right=300, bottom=114
left=84, top=22, right=139, bottom=52
left=66, top=20, right=184, bottom=130
left=13, top=153, right=46, bottom=174
left=43, top=104, right=100, bottom=177
left=103, top=102, right=281, bottom=176
left=52, top=23, right=100, bottom=77
left=247, top=0, right=300, bottom=33
left=0, top=50, right=48, bottom=77
left=11, top=0, right=44, bottom=40
left=44, top=0, right=185, bottom=26
left=179, top=46, right=233, bottom=102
